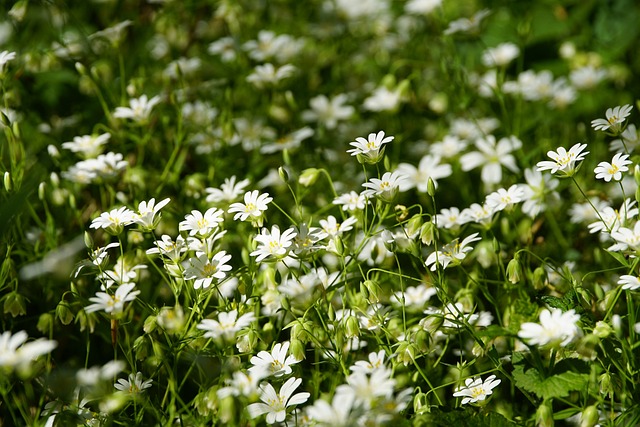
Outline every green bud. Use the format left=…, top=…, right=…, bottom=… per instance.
left=598, top=373, right=612, bottom=398
left=533, top=266, right=547, bottom=290
left=580, top=405, right=599, bottom=427
left=38, top=182, right=46, bottom=201
left=414, top=329, right=430, bottom=352
left=4, top=171, right=12, bottom=192
left=536, top=400, right=554, bottom=427
left=406, top=214, right=423, bottom=237
left=290, top=338, right=306, bottom=361
left=345, top=315, right=360, bottom=338
left=143, top=315, right=157, bottom=334
left=84, top=231, right=94, bottom=249
left=634, top=164, right=640, bottom=185
left=363, top=280, right=379, bottom=303
left=298, top=168, right=320, bottom=187
left=8, top=0, right=28, bottom=21
left=593, top=320, right=612, bottom=339
left=278, top=166, right=289, bottom=182
left=37, top=313, right=54, bottom=335
left=506, top=258, right=522, bottom=284
left=75, top=62, right=87, bottom=75
left=427, top=178, right=436, bottom=197
left=4, top=291, right=26, bottom=317
left=413, top=390, right=429, bottom=414
left=420, top=221, right=437, bottom=245
left=56, top=301, right=74, bottom=325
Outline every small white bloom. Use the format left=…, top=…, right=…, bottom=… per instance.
left=485, top=184, right=524, bottom=211
left=228, top=190, right=272, bottom=226
left=113, top=94, right=161, bottom=122
left=518, top=308, right=581, bottom=347
left=347, top=131, right=394, bottom=163
left=114, top=372, right=153, bottom=394
left=133, top=197, right=170, bottom=229
left=482, top=42, right=519, bottom=67
left=333, top=191, right=368, bottom=212
left=178, top=208, right=224, bottom=237
left=460, top=135, right=521, bottom=186
left=249, top=341, right=300, bottom=378
left=0, top=331, right=57, bottom=370
left=536, top=143, right=589, bottom=176
left=453, top=375, right=501, bottom=405
left=247, top=377, right=310, bottom=424
left=425, top=233, right=481, bottom=271
left=618, top=275, right=640, bottom=291
left=396, top=155, right=452, bottom=192
left=183, top=251, right=232, bottom=289
left=247, top=63, right=296, bottom=88
left=205, top=176, right=251, bottom=204
left=591, top=104, right=633, bottom=133
left=85, top=283, right=140, bottom=315
left=302, top=94, right=354, bottom=129
left=594, top=153, right=632, bottom=182
left=62, top=133, right=111, bottom=158
left=90, top=207, right=136, bottom=234
left=198, top=309, right=256, bottom=341
left=361, top=171, right=404, bottom=201
left=250, top=225, right=297, bottom=262
left=444, top=9, right=490, bottom=35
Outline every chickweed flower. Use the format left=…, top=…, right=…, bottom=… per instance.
left=85, top=283, right=140, bottom=315
left=453, top=375, right=501, bottom=405
left=228, top=190, right=272, bottom=227
left=618, top=275, right=640, bottom=291
left=536, top=143, right=589, bottom=177
left=396, top=155, right=452, bottom=192
left=250, top=225, right=297, bottom=262
left=179, top=208, right=224, bottom=238
left=361, top=171, right=404, bottom=203
left=205, top=176, right=250, bottom=205
left=247, top=377, right=310, bottom=424
left=113, top=94, right=161, bottom=123
left=183, top=251, right=232, bottom=289
left=90, top=206, right=136, bottom=235
left=333, top=191, right=368, bottom=212
left=594, top=153, right=632, bottom=182
left=482, top=42, right=520, bottom=67
left=591, top=104, right=633, bottom=134
left=133, top=197, right=170, bottom=230
left=485, top=184, right=524, bottom=212
left=62, top=133, right=111, bottom=158
left=459, top=135, right=521, bottom=186
left=347, top=130, right=394, bottom=164
left=425, top=233, right=481, bottom=271
left=302, top=94, right=355, bottom=129
left=518, top=308, right=581, bottom=348
left=114, top=372, right=153, bottom=395
left=0, top=330, right=57, bottom=371
left=197, top=309, right=256, bottom=341
left=249, top=341, right=301, bottom=378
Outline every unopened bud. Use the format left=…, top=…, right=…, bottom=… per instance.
left=38, top=182, right=46, bottom=200
left=290, top=339, right=306, bottom=361
left=427, top=178, right=436, bottom=197
left=298, top=168, right=320, bottom=187
left=406, top=214, right=423, bottom=237
left=56, top=301, right=73, bottom=325
left=4, top=291, right=26, bottom=317
left=3, top=171, right=12, bottom=191
left=580, top=405, right=599, bottom=427
left=37, top=313, right=54, bottom=335
left=536, top=400, right=554, bottom=427
left=278, top=166, right=289, bottom=183
left=533, top=266, right=547, bottom=290
left=75, top=62, right=87, bottom=75
left=420, top=221, right=437, bottom=245
left=506, top=257, right=522, bottom=284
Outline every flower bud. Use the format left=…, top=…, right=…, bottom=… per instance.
left=533, top=266, right=547, bottom=290
left=506, top=257, right=522, bottom=284
left=593, top=321, right=612, bottom=338
left=4, top=291, right=26, bottom=317
left=580, top=405, right=599, bottom=427
left=427, top=177, right=436, bottom=197
left=75, top=62, right=87, bottom=75
left=536, top=400, right=554, bottom=427
left=56, top=301, right=74, bottom=325
left=37, top=313, right=54, bottom=335
left=4, top=171, right=12, bottom=192
left=345, top=315, right=360, bottom=338
left=143, top=314, right=158, bottom=334
left=406, top=214, right=423, bottom=237
left=298, top=168, right=320, bottom=187
left=38, top=182, right=46, bottom=200
left=420, top=222, right=437, bottom=245
left=278, top=166, right=289, bottom=183
left=598, top=373, right=612, bottom=398
left=290, top=339, right=306, bottom=361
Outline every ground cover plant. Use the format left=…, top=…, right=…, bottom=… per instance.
left=2, top=0, right=640, bottom=425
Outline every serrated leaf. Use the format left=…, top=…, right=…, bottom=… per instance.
left=538, top=295, right=568, bottom=311
left=413, top=407, right=516, bottom=427
left=512, top=358, right=589, bottom=399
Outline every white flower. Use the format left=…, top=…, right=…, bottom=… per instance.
left=250, top=225, right=297, bottom=262
left=392, top=284, right=437, bottom=309
left=610, top=221, right=640, bottom=251
left=197, top=309, right=256, bottom=341
left=444, top=9, right=490, bottom=35
left=482, top=43, right=520, bottom=67
left=319, top=215, right=357, bottom=238
left=247, top=377, right=310, bottom=424
left=434, top=207, right=464, bottom=229
left=89, top=207, right=136, bottom=234
left=333, top=191, right=368, bottom=212
left=453, top=375, right=501, bottom=405
left=113, top=94, right=161, bottom=122
left=133, top=197, right=170, bottom=229
left=594, top=153, right=632, bottom=182
left=114, top=372, right=153, bottom=394
left=518, top=308, right=581, bottom=347
left=459, top=203, right=495, bottom=226
left=62, top=133, right=111, bottom=158
left=618, top=275, right=640, bottom=291
left=347, top=130, right=394, bottom=164
left=485, top=184, right=524, bottom=211
left=536, top=143, right=589, bottom=176
left=589, top=199, right=638, bottom=236
left=302, top=94, right=354, bottom=129
left=217, top=370, right=265, bottom=399
left=405, top=0, right=442, bottom=15
left=363, top=86, right=403, bottom=112
left=396, top=155, right=452, bottom=192
left=460, top=135, right=521, bottom=186
left=246, top=63, right=296, bottom=88
left=228, top=190, right=272, bottom=226
left=610, top=124, right=640, bottom=153
left=207, top=36, right=237, bottom=62
left=0, top=50, right=17, bottom=69
left=260, top=127, right=314, bottom=154
left=430, top=135, right=468, bottom=158
left=336, top=368, right=396, bottom=410
left=183, top=251, right=232, bottom=289
left=0, top=330, right=57, bottom=370
left=249, top=341, right=300, bottom=378
left=205, top=176, right=251, bottom=204
left=519, top=168, right=560, bottom=218
left=146, top=235, right=187, bottom=262
left=569, top=65, right=607, bottom=90
left=361, top=171, right=404, bottom=202
left=178, top=208, right=224, bottom=237
left=305, top=392, right=357, bottom=426
left=591, top=104, right=633, bottom=133
left=350, top=350, right=387, bottom=375
left=425, top=233, right=481, bottom=271
left=85, top=283, right=140, bottom=315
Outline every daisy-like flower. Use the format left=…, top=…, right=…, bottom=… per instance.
left=363, top=86, right=404, bottom=112
left=453, top=375, right=501, bottom=405
left=485, top=184, right=524, bottom=212
left=610, top=124, right=640, bottom=153
left=588, top=198, right=637, bottom=236
left=205, top=176, right=251, bottom=204
left=336, top=368, right=396, bottom=410
left=62, top=133, right=111, bottom=158
left=249, top=341, right=301, bottom=378
left=0, top=330, right=57, bottom=371
left=482, top=42, right=520, bottom=67
left=302, top=94, right=354, bottom=129
left=350, top=350, right=387, bottom=375
left=250, top=225, right=297, bottom=262
left=430, top=135, right=469, bottom=159
left=207, top=36, right=237, bottom=62
left=569, top=65, right=608, bottom=90
left=0, top=50, right=17, bottom=70
left=618, top=275, right=640, bottom=291
left=518, top=308, right=581, bottom=347
left=183, top=251, right=232, bottom=289
left=610, top=221, right=640, bottom=252
left=197, top=309, right=256, bottom=341
left=459, top=203, right=495, bottom=227
left=261, top=127, right=314, bottom=154
left=179, top=208, right=224, bottom=237
left=246, top=63, right=296, bottom=89
left=89, top=206, right=136, bottom=235
left=133, top=197, right=170, bottom=230
left=319, top=215, right=358, bottom=238
left=347, top=131, right=394, bottom=164
left=425, top=233, right=481, bottom=271
left=392, top=284, right=437, bottom=309
left=114, top=372, right=153, bottom=395
left=396, top=154, right=452, bottom=192
left=113, top=94, right=161, bottom=123
left=218, top=370, right=266, bottom=400
left=247, top=377, right=310, bottom=424
left=85, top=283, right=140, bottom=315
left=305, top=392, right=357, bottom=426
left=518, top=168, right=560, bottom=218
left=434, top=207, right=464, bottom=229
left=459, top=135, right=521, bottom=186
left=405, top=0, right=442, bottom=15
left=333, top=191, right=368, bottom=212
left=228, top=190, right=273, bottom=227
left=536, top=143, right=589, bottom=177
left=594, top=153, right=632, bottom=182
left=361, top=171, right=404, bottom=203
left=146, top=235, right=187, bottom=262
left=444, top=9, right=491, bottom=35
left=591, top=104, right=633, bottom=133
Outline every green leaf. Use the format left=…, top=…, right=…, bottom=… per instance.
left=512, top=358, right=590, bottom=400
left=538, top=295, right=568, bottom=311
left=413, top=407, right=516, bottom=427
